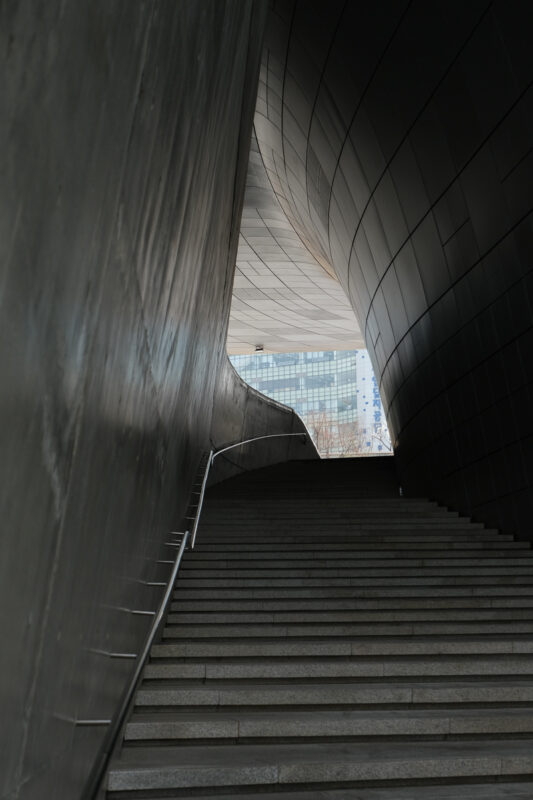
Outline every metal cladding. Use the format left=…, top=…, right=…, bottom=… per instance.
left=228, top=133, right=363, bottom=353
left=252, top=0, right=533, bottom=540
left=0, top=3, right=314, bottom=797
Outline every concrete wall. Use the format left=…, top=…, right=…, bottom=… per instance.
left=0, top=3, right=315, bottom=797
left=210, top=359, right=317, bottom=485
left=255, top=0, right=533, bottom=540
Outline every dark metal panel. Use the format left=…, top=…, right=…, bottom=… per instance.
left=253, top=0, right=533, bottom=543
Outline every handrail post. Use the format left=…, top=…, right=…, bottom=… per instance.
left=81, top=431, right=311, bottom=797
left=190, top=449, right=213, bottom=549
left=81, top=531, right=189, bottom=800
left=190, top=434, right=309, bottom=549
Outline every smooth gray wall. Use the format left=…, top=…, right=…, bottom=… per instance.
left=254, top=0, right=533, bottom=540
left=0, top=3, right=315, bottom=797
left=210, top=359, right=317, bottom=485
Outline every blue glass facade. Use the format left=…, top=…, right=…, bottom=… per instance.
left=230, top=350, right=391, bottom=456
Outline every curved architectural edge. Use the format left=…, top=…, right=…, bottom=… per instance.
left=255, top=0, right=533, bottom=539
left=228, top=131, right=363, bottom=353
left=211, top=357, right=318, bottom=485
left=0, top=3, right=316, bottom=797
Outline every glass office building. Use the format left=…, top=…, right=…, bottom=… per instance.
left=230, top=350, right=391, bottom=457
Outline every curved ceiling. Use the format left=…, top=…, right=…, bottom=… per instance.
left=226, top=132, right=363, bottom=354
left=240, top=0, right=533, bottom=544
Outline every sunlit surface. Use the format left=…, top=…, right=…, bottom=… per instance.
left=230, top=350, right=391, bottom=457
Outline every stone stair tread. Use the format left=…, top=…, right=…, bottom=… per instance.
left=182, top=557, right=533, bottom=567
left=161, top=622, right=533, bottom=638
left=152, top=637, right=533, bottom=659
left=196, top=523, right=486, bottom=530
left=191, top=547, right=531, bottom=554
left=165, top=610, right=533, bottom=624
left=126, top=706, right=533, bottom=723
left=128, top=783, right=533, bottom=800
left=179, top=565, right=533, bottom=573
left=107, top=739, right=533, bottom=791
left=135, top=679, right=533, bottom=708
left=124, top=707, right=533, bottom=740
left=175, top=576, right=533, bottom=586
left=169, top=599, right=533, bottom=610
left=173, top=586, right=533, bottom=597
left=138, top=678, right=533, bottom=690
left=143, top=655, right=533, bottom=680
left=201, top=532, right=487, bottom=536
left=202, top=504, right=449, bottom=508
left=202, top=512, right=459, bottom=519
left=190, top=548, right=529, bottom=557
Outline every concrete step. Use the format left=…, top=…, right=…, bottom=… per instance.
left=175, top=575, right=533, bottom=588
left=169, top=597, right=533, bottom=611
left=191, top=541, right=528, bottom=552
left=107, top=739, right=533, bottom=793
left=134, top=679, right=533, bottom=709
left=175, top=574, right=533, bottom=588
left=180, top=556, right=533, bottom=569
left=182, top=558, right=533, bottom=570
left=162, top=621, right=533, bottom=638
left=202, top=499, right=434, bottom=507
left=165, top=609, right=533, bottom=624
left=202, top=510, right=458, bottom=525
left=124, top=707, right=533, bottom=743
left=109, top=782, right=533, bottom=799
left=197, top=527, right=502, bottom=536
left=173, top=585, right=533, bottom=599
left=197, top=521, right=485, bottom=529
left=203, top=515, right=459, bottom=524
left=143, top=655, right=533, bottom=681
left=186, top=547, right=533, bottom=560
left=151, top=637, right=533, bottom=659
left=202, top=500, right=465, bottom=507
left=203, top=509, right=448, bottom=515
left=195, top=532, right=509, bottom=543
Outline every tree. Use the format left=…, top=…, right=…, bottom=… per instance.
left=304, top=410, right=391, bottom=457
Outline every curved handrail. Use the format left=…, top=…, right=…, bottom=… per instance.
left=213, top=431, right=307, bottom=460
left=190, top=432, right=306, bottom=547
left=82, top=430, right=307, bottom=797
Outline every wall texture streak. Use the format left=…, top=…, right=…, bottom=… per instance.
left=0, top=3, right=317, bottom=797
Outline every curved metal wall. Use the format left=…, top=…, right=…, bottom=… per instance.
left=256, top=0, right=533, bottom=538
left=0, top=3, right=315, bottom=797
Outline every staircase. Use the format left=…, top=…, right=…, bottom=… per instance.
left=107, top=457, right=533, bottom=797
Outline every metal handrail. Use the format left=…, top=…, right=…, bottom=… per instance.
left=190, top=448, right=214, bottom=550
left=81, top=531, right=189, bottom=799
left=82, top=430, right=306, bottom=797
left=213, top=432, right=307, bottom=460
left=190, top=432, right=306, bottom=548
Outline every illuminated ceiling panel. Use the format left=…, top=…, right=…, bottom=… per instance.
left=226, top=133, right=363, bottom=354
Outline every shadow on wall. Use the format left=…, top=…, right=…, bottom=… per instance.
left=0, top=2, right=314, bottom=798
left=254, top=0, right=533, bottom=542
